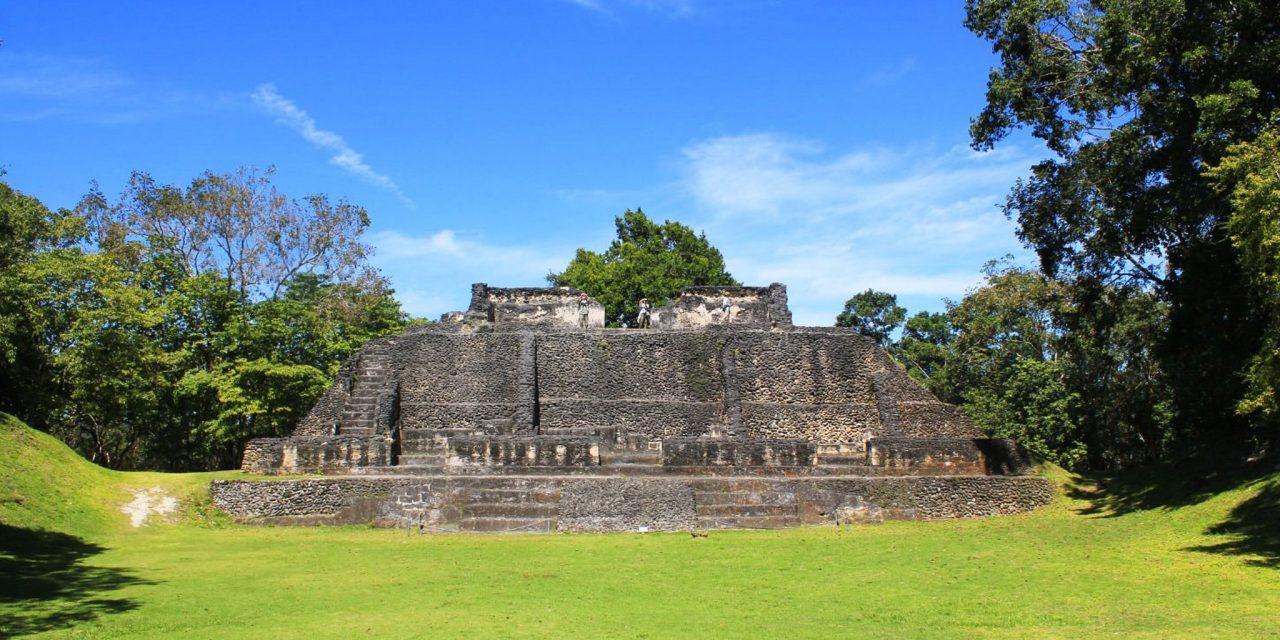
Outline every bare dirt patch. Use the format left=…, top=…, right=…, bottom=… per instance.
left=120, top=487, right=178, bottom=527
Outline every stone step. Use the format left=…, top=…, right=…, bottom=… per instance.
left=817, top=455, right=869, bottom=465
left=604, top=451, right=662, bottom=464
left=463, top=503, right=559, bottom=518
left=339, top=427, right=374, bottom=436
left=696, top=515, right=800, bottom=530
left=397, top=454, right=445, bottom=466
left=398, top=444, right=446, bottom=456
left=465, top=487, right=560, bottom=503
left=694, top=491, right=797, bottom=507
left=695, top=504, right=798, bottom=518
left=458, top=517, right=556, bottom=533
left=401, top=427, right=487, bottom=441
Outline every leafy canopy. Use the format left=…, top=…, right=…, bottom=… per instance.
left=966, top=0, right=1280, bottom=443
left=548, top=209, right=738, bottom=325
left=0, top=170, right=407, bottom=470
left=835, top=289, right=906, bottom=347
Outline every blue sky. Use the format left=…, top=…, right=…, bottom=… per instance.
left=0, top=0, right=1043, bottom=326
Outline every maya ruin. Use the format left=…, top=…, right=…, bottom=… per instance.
left=212, top=283, right=1053, bottom=532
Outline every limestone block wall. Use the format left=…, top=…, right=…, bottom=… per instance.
left=393, top=332, right=524, bottom=431
left=445, top=436, right=600, bottom=467
left=865, top=437, right=1037, bottom=475
left=734, top=331, right=880, bottom=443
left=461, top=283, right=605, bottom=329
left=211, top=475, right=1055, bottom=529
left=536, top=332, right=726, bottom=439
left=558, top=479, right=697, bottom=532
left=240, top=435, right=393, bottom=475
left=662, top=438, right=817, bottom=467
left=654, top=283, right=792, bottom=330
left=868, top=350, right=984, bottom=439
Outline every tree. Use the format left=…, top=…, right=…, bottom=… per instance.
left=1210, top=122, right=1280, bottom=421
left=966, top=0, right=1280, bottom=447
left=548, top=209, right=738, bottom=325
left=0, top=179, right=90, bottom=430
left=897, top=311, right=956, bottom=398
left=78, top=167, right=374, bottom=300
left=943, top=262, right=1172, bottom=470
left=836, top=289, right=907, bottom=347
left=0, top=170, right=407, bottom=470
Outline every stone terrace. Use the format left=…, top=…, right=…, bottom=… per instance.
left=218, top=283, right=1053, bottom=532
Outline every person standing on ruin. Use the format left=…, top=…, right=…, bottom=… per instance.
left=637, top=297, right=651, bottom=328
left=578, top=292, right=591, bottom=329
left=721, top=295, right=732, bottom=323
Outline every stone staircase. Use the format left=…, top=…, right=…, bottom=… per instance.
left=457, top=484, right=561, bottom=533
left=395, top=427, right=478, bottom=468
left=337, top=344, right=391, bottom=435
left=692, top=480, right=802, bottom=529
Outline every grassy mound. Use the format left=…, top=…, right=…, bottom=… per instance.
left=1, top=411, right=1276, bottom=638
left=0, top=412, right=125, bottom=536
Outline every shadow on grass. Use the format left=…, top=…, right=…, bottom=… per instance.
left=1065, top=453, right=1280, bottom=568
left=0, top=524, right=154, bottom=636
left=1187, top=480, right=1280, bottom=568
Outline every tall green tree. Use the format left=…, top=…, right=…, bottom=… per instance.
left=1210, top=122, right=1280, bottom=421
left=548, top=209, right=738, bottom=325
left=0, top=169, right=408, bottom=470
left=897, top=311, right=957, bottom=398
left=966, top=0, right=1280, bottom=447
left=0, top=179, right=90, bottom=430
left=835, top=289, right=907, bottom=347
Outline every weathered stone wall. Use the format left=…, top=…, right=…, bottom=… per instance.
left=293, top=371, right=351, bottom=436
left=866, top=437, right=1033, bottom=475
left=558, top=479, right=697, bottom=532
left=733, top=331, right=880, bottom=442
left=445, top=436, right=600, bottom=467
left=536, top=332, right=726, bottom=439
left=461, top=283, right=605, bottom=329
left=393, top=332, right=524, bottom=431
left=239, top=435, right=393, bottom=475
left=895, top=402, right=984, bottom=439
left=211, top=475, right=1054, bottom=530
left=654, top=284, right=792, bottom=330
left=868, top=349, right=984, bottom=439
left=662, top=438, right=817, bottom=467
left=795, top=477, right=1054, bottom=520
left=211, top=478, right=402, bottom=523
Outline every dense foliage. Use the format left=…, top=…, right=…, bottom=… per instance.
left=838, top=261, right=1172, bottom=470
left=963, top=0, right=1280, bottom=456
left=547, top=209, right=739, bottom=326
left=0, top=170, right=406, bottom=470
left=835, top=290, right=906, bottom=347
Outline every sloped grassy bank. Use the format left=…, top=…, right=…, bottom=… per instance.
left=1, top=412, right=1277, bottom=639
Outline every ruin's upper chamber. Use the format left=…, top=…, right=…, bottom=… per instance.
left=440, top=282, right=793, bottom=331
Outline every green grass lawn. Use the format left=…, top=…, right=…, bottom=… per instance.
left=3, top=412, right=1278, bottom=639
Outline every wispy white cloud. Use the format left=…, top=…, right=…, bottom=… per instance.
left=673, top=132, right=1042, bottom=325
left=564, top=0, right=699, bottom=18
left=863, top=58, right=917, bottom=87
left=252, top=83, right=413, bottom=207
left=368, top=228, right=573, bottom=318
left=0, top=53, right=222, bottom=123
left=370, top=132, right=1042, bottom=326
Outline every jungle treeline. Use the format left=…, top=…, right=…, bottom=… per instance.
left=2, top=0, right=1278, bottom=471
